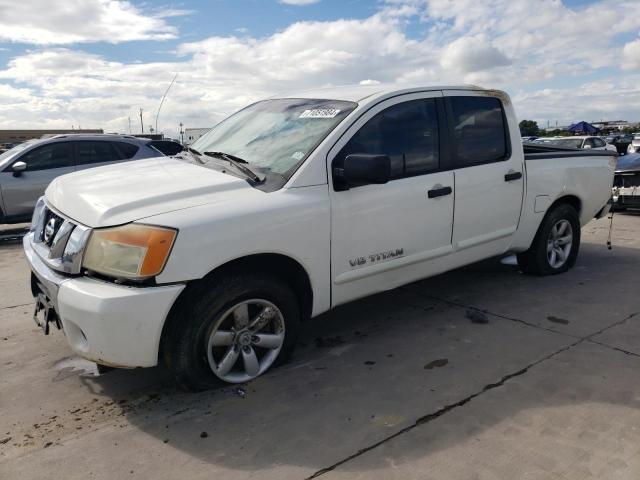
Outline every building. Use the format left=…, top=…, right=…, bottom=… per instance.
left=544, top=125, right=570, bottom=133
left=184, top=128, right=210, bottom=145
left=591, top=121, right=629, bottom=132
left=0, top=129, right=103, bottom=145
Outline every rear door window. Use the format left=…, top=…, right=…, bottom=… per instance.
left=447, top=96, right=509, bottom=167
left=15, top=142, right=74, bottom=171
left=75, top=141, right=121, bottom=165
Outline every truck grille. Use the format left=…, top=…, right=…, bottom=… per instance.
left=31, top=202, right=91, bottom=275
left=614, top=172, right=640, bottom=188
left=619, top=195, right=640, bottom=207
left=40, top=209, right=65, bottom=246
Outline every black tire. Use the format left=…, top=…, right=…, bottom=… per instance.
left=517, top=204, right=580, bottom=276
left=162, top=271, right=301, bottom=391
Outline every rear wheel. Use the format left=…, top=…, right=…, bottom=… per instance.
left=517, top=204, right=580, bottom=276
left=163, top=272, right=301, bottom=391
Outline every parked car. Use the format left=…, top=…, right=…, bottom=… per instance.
left=0, top=134, right=165, bottom=224
left=608, top=134, right=634, bottom=154
left=533, top=136, right=616, bottom=151
left=613, top=152, right=640, bottom=210
left=521, top=136, right=538, bottom=142
left=626, top=134, right=640, bottom=154
left=23, top=85, right=616, bottom=390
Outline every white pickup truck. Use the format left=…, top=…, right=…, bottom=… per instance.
left=23, top=85, right=616, bottom=390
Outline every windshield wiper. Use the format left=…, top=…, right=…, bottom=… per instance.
left=183, top=146, right=205, bottom=164
left=204, top=151, right=265, bottom=183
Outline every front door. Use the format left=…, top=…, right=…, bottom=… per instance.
left=442, top=91, right=524, bottom=257
left=329, top=92, right=455, bottom=307
left=0, top=142, right=75, bottom=219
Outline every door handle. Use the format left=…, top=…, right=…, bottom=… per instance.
left=427, top=186, right=452, bottom=198
left=504, top=171, right=522, bottom=182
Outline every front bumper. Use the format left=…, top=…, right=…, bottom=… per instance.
left=24, top=232, right=185, bottom=368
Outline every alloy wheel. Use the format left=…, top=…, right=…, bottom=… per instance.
left=206, top=299, right=285, bottom=383
left=547, top=219, right=573, bottom=269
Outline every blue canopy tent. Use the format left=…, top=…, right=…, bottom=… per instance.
left=568, top=121, right=599, bottom=135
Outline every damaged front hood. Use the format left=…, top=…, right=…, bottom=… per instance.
left=45, top=157, right=256, bottom=227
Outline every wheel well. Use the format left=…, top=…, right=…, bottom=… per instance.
left=202, top=254, right=314, bottom=321
left=170, top=253, right=313, bottom=322
left=158, top=253, right=314, bottom=364
left=523, top=194, right=582, bottom=254
left=550, top=195, right=581, bottom=215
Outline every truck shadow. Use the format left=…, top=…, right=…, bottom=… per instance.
left=72, top=237, right=640, bottom=475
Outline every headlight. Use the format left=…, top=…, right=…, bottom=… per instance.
left=83, top=224, right=177, bottom=280
left=30, top=197, right=45, bottom=232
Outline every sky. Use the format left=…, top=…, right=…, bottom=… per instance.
left=0, top=0, right=639, bottom=138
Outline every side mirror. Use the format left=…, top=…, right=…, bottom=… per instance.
left=12, top=161, right=27, bottom=176
left=583, top=144, right=592, bottom=149
left=334, top=154, right=391, bottom=190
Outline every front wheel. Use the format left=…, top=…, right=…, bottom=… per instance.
left=163, top=272, right=301, bottom=391
left=517, top=204, right=580, bottom=276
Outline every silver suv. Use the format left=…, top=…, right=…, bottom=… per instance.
left=0, top=134, right=166, bottom=224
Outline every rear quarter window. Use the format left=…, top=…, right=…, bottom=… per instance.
left=112, top=142, right=140, bottom=160
left=149, top=141, right=183, bottom=156
left=447, top=96, right=509, bottom=168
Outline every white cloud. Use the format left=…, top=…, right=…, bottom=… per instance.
left=440, top=35, right=511, bottom=73
left=513, top=76, right=640, bottom=126
left=1, top=0, right=640, bottom=135
left=622, top=39, right=640, bottom=70
left=0, top=0, right=181, bottom=44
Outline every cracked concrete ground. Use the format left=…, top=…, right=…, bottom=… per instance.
left=1, top=213, right=639, bottom=479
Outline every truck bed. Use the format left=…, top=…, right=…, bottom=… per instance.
left=510, top=143, right=616, bottom=251
left=522, top=142, right=618, bottom=160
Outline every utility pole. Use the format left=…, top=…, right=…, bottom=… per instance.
left=139, top=108, right=144, bottom=133
left=179, top=122, right=184, bottom=145
left=155, top=73, right=178, bottom=135
left=128, top=116, right=132, bottom=134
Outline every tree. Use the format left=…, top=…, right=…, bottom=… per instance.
left=519, top=119, right=540, bottom=136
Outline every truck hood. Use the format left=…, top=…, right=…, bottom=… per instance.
left=45, top=157, right=256, bottom=227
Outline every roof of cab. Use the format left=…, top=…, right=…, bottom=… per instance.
left=269, top=83, right=486, bottom=104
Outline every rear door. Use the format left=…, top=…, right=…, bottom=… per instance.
left=329, top=92, right=455, bottom=306
left=442, top=91, right=524, bottom=257
left=0, top=142, right=75, bottom=218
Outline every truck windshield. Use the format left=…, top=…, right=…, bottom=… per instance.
left=191, top=98, right=357, bottom=177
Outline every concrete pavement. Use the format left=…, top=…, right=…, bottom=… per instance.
left=1, top=213, right=639, bottom=479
